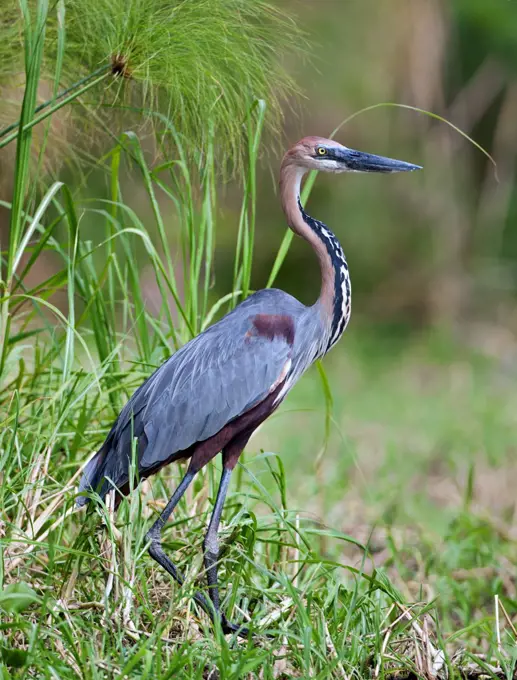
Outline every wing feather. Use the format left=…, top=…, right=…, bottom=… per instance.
left=78, top=289, right=302, bottom=502
left=139, top=317, right=292, bottom=469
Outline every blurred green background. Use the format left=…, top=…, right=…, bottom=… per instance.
left=263, top=0, right=517, bottom=335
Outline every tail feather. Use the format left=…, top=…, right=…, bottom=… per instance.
left=76, top=442, right=110, bottom=507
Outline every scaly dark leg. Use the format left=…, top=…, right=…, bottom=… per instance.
left=146, top=431, right=254, bottom=636
left=203, top=466, right=243, bottom=634
left=145, top=463, right=213, bottom=618
left=203, top=433, right=251, bottom=636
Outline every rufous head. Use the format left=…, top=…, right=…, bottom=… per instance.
left=282, top=136, right=422, bottom=174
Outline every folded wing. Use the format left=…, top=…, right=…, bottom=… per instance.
left=78, top=302, right=295, bottom=502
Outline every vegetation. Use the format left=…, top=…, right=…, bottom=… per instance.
left=1, top=1, right=516, bottom=679
left=3, top=326, right=517, bottom=678
left=0, top=0, right=303, bottom=162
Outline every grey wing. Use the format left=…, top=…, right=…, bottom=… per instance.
left=77, top=298, right=297, bottom=504
left=137, top=312, right=293, bottom=470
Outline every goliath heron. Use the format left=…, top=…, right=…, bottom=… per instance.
left=77, top=136, right=420, bottom=635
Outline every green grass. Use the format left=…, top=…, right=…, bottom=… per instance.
left=2, top=330, right=517, bottom=679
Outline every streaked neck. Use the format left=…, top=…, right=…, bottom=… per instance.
left=279, top=162, right=351, bottom=354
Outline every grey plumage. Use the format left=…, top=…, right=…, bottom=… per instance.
left=78, top=289, right=315, bottom=504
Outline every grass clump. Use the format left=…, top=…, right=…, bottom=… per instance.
left=2, top=332, right=517, bottom=679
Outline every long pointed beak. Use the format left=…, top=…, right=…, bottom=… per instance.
left=337, top=148, right=422, bottom=173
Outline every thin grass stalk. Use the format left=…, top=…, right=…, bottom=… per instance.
left=266, top=169, right=318, bottom=289
left=200, top=129, right=216, bottom=323
left=231, top=100, right=267, bottom=309
left=122, top=131, right=191, bottom=340
left=108, top=146, right=122, bottom=354
left=142, top=129, right=184, bottom=271
left=60, top=222, right=122, bottom=412
left=0, top=0, right=49, bottom=379
left=102, top=147, right=153, bottom=366
left=242, top=100, right=266, bottom=299
left=61, top=186, right=79, bottom=388
left=0, top=65, right=110, bottom=141
left=173, top=139, right=198, bottom=334
left=231, top=192, right=248, bottom=309
left=119, top=232, right=152, bottom=363
left=191, top=124, right=216, bottom=333
left=0, top=71, right=111, bottom=151
left=162, top=128, right=199, bottom=337
left=24, top=0, right=66, bottom=233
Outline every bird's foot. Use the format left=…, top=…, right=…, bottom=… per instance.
left=221, top=615, right=250, bottom=638
left=191, top=590, right=249, bottom=637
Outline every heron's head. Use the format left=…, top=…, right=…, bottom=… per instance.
left=283, top=136, right=422, bottom=174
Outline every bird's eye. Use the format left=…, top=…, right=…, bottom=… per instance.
left=317, top=147, right=327, bottom=156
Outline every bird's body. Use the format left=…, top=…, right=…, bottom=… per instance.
left=78, top=136, right=420, bottom=635
left=78, top=198, right=353, bottom=504
left=78, top=288, right=324, bottom=500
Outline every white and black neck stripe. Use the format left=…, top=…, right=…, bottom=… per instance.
left=298, top=198, right=351, bottom=353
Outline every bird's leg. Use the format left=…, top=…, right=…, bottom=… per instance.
left=145, top=462, right=212, bottom=615
left=202, top=433, right=251, bottom=636
left=203, top=467, right=231, bottom=618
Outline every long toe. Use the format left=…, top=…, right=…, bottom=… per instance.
left=221, top=617, right=250, bottom=638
